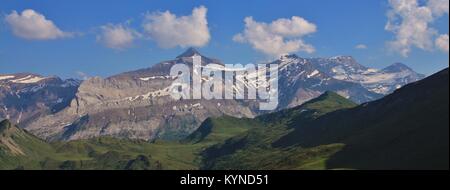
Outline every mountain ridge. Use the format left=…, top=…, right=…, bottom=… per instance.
left=1, top=49, right=426, bottom=142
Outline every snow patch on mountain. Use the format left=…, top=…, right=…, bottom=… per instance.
left=327, top=66, right=423, bottom=94
left=139, top=75, right=177, bottom=81
left=125, top=86, right=172, bottom=101
left=307, top=70, right=320, bottom=78
left=0, top=75, right=15, bottom=80
left=10, top=75, right=47, bottom=83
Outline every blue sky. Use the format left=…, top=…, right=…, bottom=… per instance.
left=0, top=0, right=448, bottom=79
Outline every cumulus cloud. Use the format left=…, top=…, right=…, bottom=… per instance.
left=435, top=34, right=449, bottom=53
left=233, top=16, right=316, bottom=57
left=5, top=9, right=72, bottom=40
left=385, top=0, right=449, bottom=57
left=97, top=23, right=141, bottom=50
left=142, top=6, right=210, bottom=48
left=427, top=0, right=450, bottom=16
left=355, top=44, right=368, bottom=49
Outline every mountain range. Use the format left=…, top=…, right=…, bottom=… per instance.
left=0, top=67, right=447, bottom=170
left=0, top=48, right=425, bottom=142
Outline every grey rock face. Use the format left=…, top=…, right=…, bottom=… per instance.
left=24, top=50, right=254, bottom=141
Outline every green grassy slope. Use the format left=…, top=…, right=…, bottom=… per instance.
left=0, top=120, right=193, bottom=169
left=0, top=129, right=216, bottom=170
left=322, top=69, right=449, bottom=169
left=202, top=68, right=449, bottom=170
left=0, top=119, right=57, bottom=169
left=1, top=115, right=254, bottom=170
left=275, top=68, right=449, bottom=169
left=200, top=91, right=357, bottom=170
left=185, top=116, right=261, bottom=144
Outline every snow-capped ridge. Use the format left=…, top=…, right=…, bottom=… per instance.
left=272, top=54, right=424, bottom=95
left=11, top=75, right=48, bottom=83
left=0, top=75, right=15, bottom=80
left=329, top=55, right=355, bottom=60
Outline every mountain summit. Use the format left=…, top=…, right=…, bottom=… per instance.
left=176, top=47, right=202, bottom=58
left=382, top=62, right=416, bottom=73
left=175, top=47, right=222, bottom=65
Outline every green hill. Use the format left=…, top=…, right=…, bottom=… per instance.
left=0, top=120, right=204, bottom=170
left=185, top=116, right=261, bottom=144
left=199, top=91, right=358, bottom=170
left=0, top=119, right=57, bottom=169
left=0, top=116, right=253, bottom=170
left=200, top=68, right=449, bottom=170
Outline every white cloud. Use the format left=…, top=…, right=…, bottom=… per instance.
left=435, top=34, right=449, bottom=53
left=142, top=6, right=210, bottom=48
left=355, top=44, right=368, bottom=49
left=269, top=16, right=317, bottom=37
left=5, top=9, right=72, bottom=40
left=233, top=16, right=316, bottom=57
left=97, top=23, right=140, bottom=50
left=385, top=0, right=449, bottom=57
left=427, top=0, right=449, bottom=16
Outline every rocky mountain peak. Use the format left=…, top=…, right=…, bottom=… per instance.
left=382, top=62, right=414, bottom=73
left=175, top=48, right=223, bottom=66
left=176, top=47, right=202, bottom=58
left=280, top=54, right=300, bottom=60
